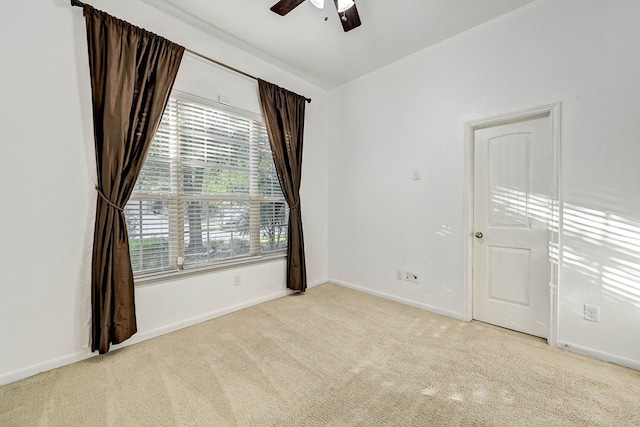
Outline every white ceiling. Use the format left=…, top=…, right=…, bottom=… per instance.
left=142, top=0, right=536, bottom=90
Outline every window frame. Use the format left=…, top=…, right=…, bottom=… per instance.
left=126, top=91, right=288, bottom=285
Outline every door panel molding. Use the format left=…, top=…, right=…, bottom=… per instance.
left=463, top=103, right=561, bottom=346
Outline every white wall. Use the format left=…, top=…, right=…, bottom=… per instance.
left=2, top=0, right=639, bottom=386
left=328, top=0, right=640, bottom=368
left=0, top=0, right=328, bottom=385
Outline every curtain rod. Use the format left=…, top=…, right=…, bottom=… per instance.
left=70, top=0, right=311, bottom=103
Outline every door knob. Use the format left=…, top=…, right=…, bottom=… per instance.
left=475, top=232, right=483, bottom=238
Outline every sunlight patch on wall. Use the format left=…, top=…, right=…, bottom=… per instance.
left=563, top=203, right=640, bottom=307
left=489, top=186, right=640, bottom=308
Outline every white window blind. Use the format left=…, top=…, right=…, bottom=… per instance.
left=125, top=94, right=288, bottom=277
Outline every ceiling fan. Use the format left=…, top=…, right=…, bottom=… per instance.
left=270, top=0, right=361, bottom=32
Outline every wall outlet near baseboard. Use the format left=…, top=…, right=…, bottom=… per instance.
left=405, top=271, right=420, bottom=284
left=234, top=275, right=241, bottom=286
left=584, top=304, right=599, bottom=322
left=395, top=269, right=403, bottom=280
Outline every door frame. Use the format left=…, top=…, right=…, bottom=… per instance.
left=463, top=103, right=562, bottom=346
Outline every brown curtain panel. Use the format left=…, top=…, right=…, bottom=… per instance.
left=258, top=79, right=307, bottom=292
left=84, top=5, right=184, bottom=353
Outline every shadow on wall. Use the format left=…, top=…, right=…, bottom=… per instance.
left=490, top=186, right=640, bottom=309
left=563, top=203, right=640, bottom=308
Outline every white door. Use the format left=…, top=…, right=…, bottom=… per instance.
left=473, top=115, right=550, bottom=338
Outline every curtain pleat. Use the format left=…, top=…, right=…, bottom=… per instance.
left=84, top=5, right=184, bottom=353
left=258, top=79, right=307, bottom=292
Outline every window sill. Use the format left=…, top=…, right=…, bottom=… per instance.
left=133, top=252, right=287, bottom=287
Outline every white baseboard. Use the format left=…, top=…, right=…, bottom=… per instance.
left=0, top=349, right=96, bottom=387
left=557, top=340, right=640, bottom=371
left=0, top=290, right=288, bottom=386
left=5, top=283, right=636, bottom=386
left=111, top=290, right=288, bottom=350
left=329, top=279, right=464, bottom=321
left=307, top=278, right=328, bottom=288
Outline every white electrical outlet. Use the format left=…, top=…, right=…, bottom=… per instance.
left=584, top=304, right=599, bottom=322
left=405, top=271, right=420, bottom=284
left=234, top=275, right=241, bottom=286
left=396, top=269, right=403, bottom=280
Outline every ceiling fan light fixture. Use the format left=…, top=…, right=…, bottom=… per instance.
left=310, top=0, right=325, bottom=9
left=336, top=0, right=355, bottom=13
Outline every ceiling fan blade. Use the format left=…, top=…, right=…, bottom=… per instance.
left=334, top=0, right=361, bottom=32
left=270, top=0, right=305, bottom=16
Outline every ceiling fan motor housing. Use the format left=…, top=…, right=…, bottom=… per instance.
left=270, top=0, right=361, bottom=32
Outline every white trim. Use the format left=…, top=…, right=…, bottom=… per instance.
left=281, top=278, right=327, bottom=295
left=463, top=103, right=562, bottom=346
left=110, top=290, right=287, bottom=349
left=0, top=290, right=287, bottom=386
left=330, top=279, right=464, bottom=320
left=558, top=341, right=640, bottom=371
left=173, top=89, right=264, bottom=122
left=307, top=278, right=329, bottom=289
left=0, top=350, right=96, bottom=387
left=134, top=253, right=287, bottom=287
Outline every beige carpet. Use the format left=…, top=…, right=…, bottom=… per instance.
left=1, top=283, right=639, bottom=426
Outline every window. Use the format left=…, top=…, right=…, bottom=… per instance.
left=125, top=93, right=288, bottom=277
